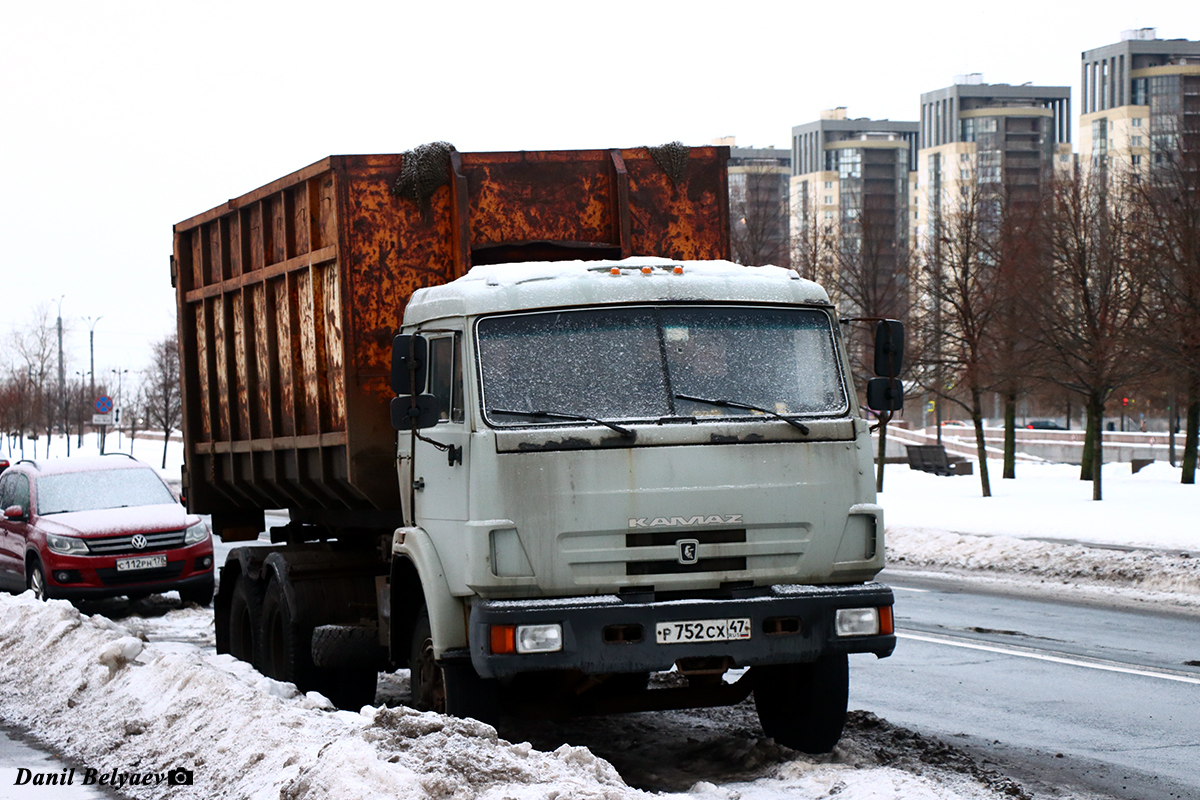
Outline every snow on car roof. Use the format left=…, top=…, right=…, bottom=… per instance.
left=405, top=257, right=832, bottom=325
left=14, top=454, right=154, bottom=475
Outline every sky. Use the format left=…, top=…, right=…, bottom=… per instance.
left=1, top=0, right=1193, bottom=403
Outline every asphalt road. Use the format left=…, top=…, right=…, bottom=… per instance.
left=851, top=570, right=1200, bottom=800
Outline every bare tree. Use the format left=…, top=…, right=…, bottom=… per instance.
left=1132, top=112, right=1200, bottom=484
left=144, top=334, right=182, bottom=469
left=1033, top=164, right=1154, bottom=500
left=10, top=304, right=57, bottom=458
left=730, top=162, right=792, bottom=267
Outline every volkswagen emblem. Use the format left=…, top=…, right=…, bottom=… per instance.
left=131, top=534, right=148, bottom=550
left=677, top=538, right=699, bottom=565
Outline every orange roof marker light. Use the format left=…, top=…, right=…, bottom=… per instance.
left=641, top=266, right=653, bottom=275
left=610, top=267, right=622, bottom=275
left=673, top=265, right=684, bottom=274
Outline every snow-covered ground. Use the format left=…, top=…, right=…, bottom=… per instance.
left=880, top=460, right=1200, bottom=611
left=1, top=446, right=1196, bottom=800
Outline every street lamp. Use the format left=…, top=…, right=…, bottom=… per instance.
left=86, top=316, right=103, bottom=451
left=111, top=368, right=129, bottom=449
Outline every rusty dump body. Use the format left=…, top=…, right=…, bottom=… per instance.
left=172, top=145, right=731, bottom=531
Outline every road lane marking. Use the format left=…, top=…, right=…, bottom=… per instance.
left=890, top=585, right=931, bottom=593
left=897, top=631, right=1200, bottom=685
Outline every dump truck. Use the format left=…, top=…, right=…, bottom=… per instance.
left=172, top=142, right=900, bottom=753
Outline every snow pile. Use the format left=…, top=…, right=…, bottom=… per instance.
left=881, top=459, right=1200, bottom=605
left=0, top=592, right=1019, bottom=800
left=0, top=593, right=639, bottom=800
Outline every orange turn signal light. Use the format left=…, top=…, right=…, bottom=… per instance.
left=490, top=624, right=516, bottom=654
left=879, top=606, right=894, bottom=636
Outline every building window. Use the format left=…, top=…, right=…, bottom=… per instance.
left=823, top=211, right=833, bottom=221
left=824, top=196, right=833, bottom=205
left=960, top=168, right=970, bottom=180
left=824, top=181, right=833, bottom=189
left=1132, top=136, right=1143, bottom=147
left=1131, top=155, right=1142, bottom=166
left=1132, top=117, right=1143, bottom=127
left=960, top=153, right=970, bottom=162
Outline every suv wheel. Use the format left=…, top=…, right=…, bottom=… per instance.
left=27, top=561, right=48, bottom=601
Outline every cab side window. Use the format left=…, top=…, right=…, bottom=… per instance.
left=427, top=334, right=463, bottom=423
left=0, top=474, right=28, bottom=515
left=0, top=475, right=11, bottom=510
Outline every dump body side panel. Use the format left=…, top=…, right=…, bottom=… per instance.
left=173, top=147, right=730, bottom=522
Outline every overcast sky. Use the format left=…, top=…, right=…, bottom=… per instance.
left=1, top=0, right=1192, bottom=401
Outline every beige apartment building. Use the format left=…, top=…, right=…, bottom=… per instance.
left=1079, top=28, right=1200, bottom=176
left=789, top=109, right=918, bottom=317
left=914, top=76, right=1072, bottom=250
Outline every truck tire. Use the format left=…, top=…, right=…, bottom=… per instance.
left=410, top=607, right=499, bottom=724
left=753, top=653, right=849, bottom=754
left=311, top=624, right=383, bottom=671
left=179, top=575, right=215, bottom=607
left=225, top=573, right=265, bottom=667
left=260, top=577, right=317, bottom=689
left=310, top=624, right=382, bottom=711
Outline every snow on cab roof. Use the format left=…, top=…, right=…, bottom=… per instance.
left=15, top=454, right=153, bottom=475
left=405, top=257, right=831, bottom=325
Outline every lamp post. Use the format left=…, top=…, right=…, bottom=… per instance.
left=86, top=316, right=103, bottom=451
left=56, top=295, right=65, bottom=442
left=74, top=370, right=88, bottom=449
left=111, top=368, right=129, bottom=449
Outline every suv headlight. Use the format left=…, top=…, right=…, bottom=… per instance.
left=183, top=521, right=209, bottom=545
left=46, top=533, right=90, bottom=555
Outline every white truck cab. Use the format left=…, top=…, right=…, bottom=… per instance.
left=390, top=257, right=895, bottom=753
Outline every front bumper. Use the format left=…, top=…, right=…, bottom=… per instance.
left=42, top=546, right=215, bottom=600
left=467, top=582, right=894, bottom=678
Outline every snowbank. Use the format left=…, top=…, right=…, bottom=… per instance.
left=0, top=593, right=1014, bottom=800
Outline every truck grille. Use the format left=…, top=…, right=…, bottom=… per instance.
left=561, top=525, right=810, bottom=586
left=85, top=530, right=187, bottom=556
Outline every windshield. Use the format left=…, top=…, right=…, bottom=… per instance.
left=476, top=305, right=848, bottom=426
left=36, top=469, right=177, bottom=515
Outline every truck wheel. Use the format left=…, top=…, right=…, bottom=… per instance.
left=310, top=625, right=381, bottom=711
left=225, top=574, right=265, bottom=667
left=260, top=577, right=316, bottom=689
left=753, top=653, right=849, bottom=754
left=409, top=607, right=499, bottom=723
left=179, top=575, right=215, bottom=607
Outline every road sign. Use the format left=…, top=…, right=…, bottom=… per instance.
left=95, top=396, right=113, bottom=414
left=92, top=413, right=113, bottom=425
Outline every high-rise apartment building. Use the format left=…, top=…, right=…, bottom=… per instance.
left=715, top=137, right=792, bottom=267
left=1079, top=29, right=1200, bottom=172
left=915, top=76, right=1071, bottom=244
left=789, top=109, right=918, bottom=319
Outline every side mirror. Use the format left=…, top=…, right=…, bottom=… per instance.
left=873, top=320, right=905, bottom=378
left=4, top=504, right=26, bottom=522
left=390, top=394, right=440, bottom=430
left=866, top=378, right=904, bottom=412
left=391, top=334, right=428, bottom=395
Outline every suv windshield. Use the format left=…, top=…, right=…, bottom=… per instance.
left=36, top=469, right=177, bottom=515
left=476, top=305, right=848, bottom=426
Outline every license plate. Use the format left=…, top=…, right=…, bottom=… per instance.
left=655, top=618, right=752, bottom=644
left=116, top=554, right=167, bottom=572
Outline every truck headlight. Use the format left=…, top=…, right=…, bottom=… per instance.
left=835, top=607, right=893, bottom=637
left=516, top=623, right=563, bottom=654
left=46, top=533, right=89, bottom=555
left=183, top=521, right=209, bottom=545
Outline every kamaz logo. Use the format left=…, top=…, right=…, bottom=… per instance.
left=628, top=515, right=742, bottom=528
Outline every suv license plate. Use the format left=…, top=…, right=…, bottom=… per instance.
left=116, top=554, right=167, bottom=572
left=655, top=618, right=752, bottom=645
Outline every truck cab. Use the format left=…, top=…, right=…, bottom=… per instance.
left=392, top=258, right=894, bottom=752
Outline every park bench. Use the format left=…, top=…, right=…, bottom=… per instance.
left=905, top=444, right=973, bottom=476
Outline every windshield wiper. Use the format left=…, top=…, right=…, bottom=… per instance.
left=491, top=408, right=635, bottom=438
left=673, top=394, right=810, bottom=435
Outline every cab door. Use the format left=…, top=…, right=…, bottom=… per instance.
left=413, top=332, right=470, bottom=527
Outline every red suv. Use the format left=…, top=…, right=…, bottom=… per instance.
left=0, top=455, right=214, bottom=605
